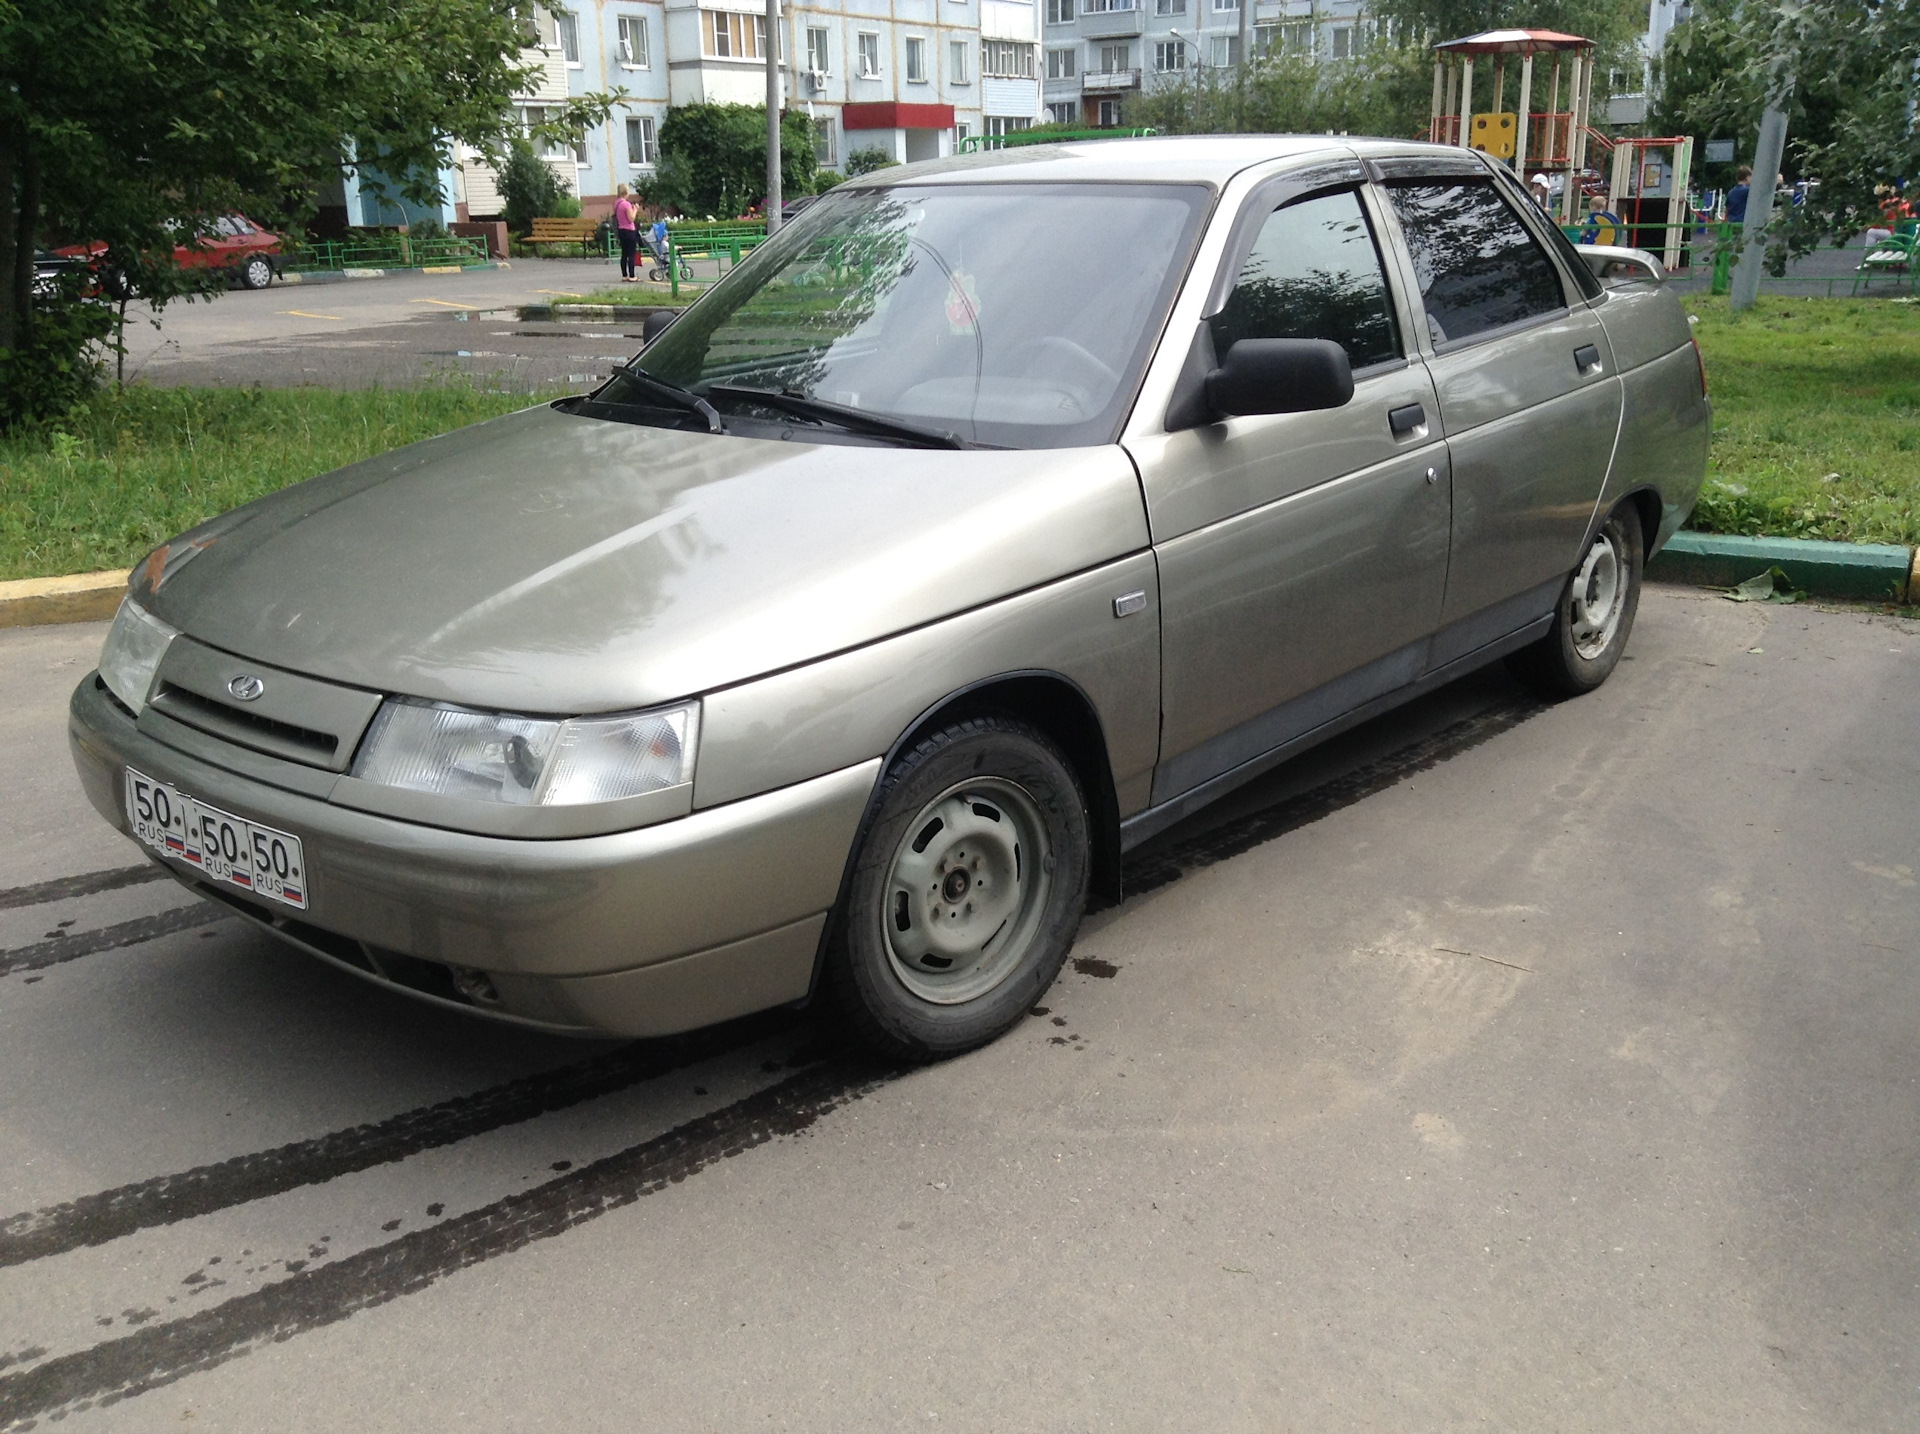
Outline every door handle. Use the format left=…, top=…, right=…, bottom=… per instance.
left=1574, top=344, right=1603, bottom=375
left=1388, top=402, right=1427, bottom=438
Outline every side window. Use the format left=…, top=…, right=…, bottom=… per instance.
left=1383, top=180, right=1567, bottom=346
left=1209, top=188, right=1401, bottom=370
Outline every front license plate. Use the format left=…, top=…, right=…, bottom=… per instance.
left=124, top=767, right=309, bottom=910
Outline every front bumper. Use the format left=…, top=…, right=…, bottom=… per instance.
left=69, top=675, right=879, bottom=1036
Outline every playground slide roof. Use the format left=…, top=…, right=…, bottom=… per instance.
left=1433, top=29, right=1593, bottom=55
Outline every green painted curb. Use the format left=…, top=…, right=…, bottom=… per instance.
left=1649, top=531, right=1915, bottom=602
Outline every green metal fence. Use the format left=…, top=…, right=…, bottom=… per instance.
left=957, top=127, right=1156, bottom=154
left=288, top=233, right=490, bottom=272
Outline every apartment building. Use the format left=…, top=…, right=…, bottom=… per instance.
left=1041, top=0, right=1365, bottom=127
left=452, top=0, right=1039, bottom=220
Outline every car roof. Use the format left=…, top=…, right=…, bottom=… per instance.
left=842, top=135, right=1477, bottom=190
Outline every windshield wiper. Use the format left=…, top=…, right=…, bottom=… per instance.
left=604, top=365, right=725, bottom=434
left=705, top=385, right=966, bottom=450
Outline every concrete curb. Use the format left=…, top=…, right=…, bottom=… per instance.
left=0, top=570, right=127, bottom=629
left=526, top=302, right=688, bottom=320
left=1649, top=532, right=1916, bottom=603
left=281, top=262, right=504, bottom=286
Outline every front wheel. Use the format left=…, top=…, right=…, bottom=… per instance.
left=827, top=716, right=1090, bottom=1062
left=238, top=255, right=275, bottom=290
left=1508, top=501, right=1644, bottom=698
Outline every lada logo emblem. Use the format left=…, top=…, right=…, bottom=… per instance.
left=227, top=674, right=265, bottom=702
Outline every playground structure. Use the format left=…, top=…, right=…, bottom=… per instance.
left=1428, top=29, right=1696, bottom=271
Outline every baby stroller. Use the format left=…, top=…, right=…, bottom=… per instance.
left=644, top=227, right=693, bottom=283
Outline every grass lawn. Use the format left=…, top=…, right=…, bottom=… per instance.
left=0, top=385, right=543, bottom=582
left=0, top=296, right=1913, bottom=583
left=1688, top=296, right=1920, bottom=547
left=567, top=287, right=700, bottom=307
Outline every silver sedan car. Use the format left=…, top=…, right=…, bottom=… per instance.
left=70, top=137, right=1709, bottom=1059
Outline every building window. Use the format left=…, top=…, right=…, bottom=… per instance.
left=1096, top=98, right=1120, bottom=125
left=1329, top=24, right=1352, bottom=58
left=950, top=39, right=970, bottom=82
left=807, top=25, right=830, bottom=74
left=626, top=115, right=658, bottom=167
left=1046, top=101, right=1078, bottom=123
left=857, top=30, right=881, bottom=76
left=556, top=10, right=582, bottom=62
left=982, top=40, right=1036, bottom=77
left=813, top=117, right=837, bottom=165
left=1082, top=0, right=1133, bottom=11
left=906, top=36, right=926, bottom=81
left=984, top=116, right=1034, bottom=137
left=1154, top=0, right=1186, bottom=13
left=1045, top=0, right=1073, bottom=22
left=617, top=15, right=650, bottom=66
left=1210, top=33, right=1239, bottom=65
left=1045, top=47, right=1076, bottom=79
left=1096, top=41, right=1129, bottom=73
left=1152, top=39, right=1185, bottom=70
left=954, top=121, right=971, bottom=144
left=703, top=10, right=766, bottom=60
left=1279, top=20, right=1311, bottom=51
left=521, top=105, right=578, bottom=160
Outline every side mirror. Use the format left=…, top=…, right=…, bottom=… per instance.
left=642, top=308, right=679, bottom=345
left=1205, top=338, right=1354, bottom=419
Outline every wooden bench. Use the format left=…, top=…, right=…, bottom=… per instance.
left=528, top=216, right=602, bottom=254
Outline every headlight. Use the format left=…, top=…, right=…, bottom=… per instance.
left=98, top=599, right=177, bottom=714
left=352, top=699, right=698, bottom=807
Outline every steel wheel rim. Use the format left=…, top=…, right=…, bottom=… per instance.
left=1569, top=529, right=1625, bottom=660
left=246, top=258, right=271, bottom=286
left=881, top=776, right=1053, bottom=1005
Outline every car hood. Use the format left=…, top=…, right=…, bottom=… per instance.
left=145, top=404, right=1150, bottom=713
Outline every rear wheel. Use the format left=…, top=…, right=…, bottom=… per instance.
left=238, top=255, right=274, bottom=290
left=1508, top=501, right=1644, bottom=698
left=827, top=716, right=1089, bottom=1062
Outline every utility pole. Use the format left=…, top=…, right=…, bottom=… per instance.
left=1729, top=76, right=1791, bottom=311
left=765, top=0, right=783, bottom=236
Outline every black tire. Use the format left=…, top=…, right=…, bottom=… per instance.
left=239, top=255, right=274, bottom=290
left=827, top=716, right=1090, bottom=1062
left=1507, top=501, right=1645, bottom=698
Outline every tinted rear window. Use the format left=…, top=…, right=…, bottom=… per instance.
left=1384, top=181, right=1566, bottom=346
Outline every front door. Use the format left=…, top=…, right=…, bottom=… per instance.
left=1131, top=184, right=1452, bottom=808
left=1376, top=175, right=1624, bottom=663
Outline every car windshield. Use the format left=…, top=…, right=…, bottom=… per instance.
left=608, top=181, right=1212, bottom=448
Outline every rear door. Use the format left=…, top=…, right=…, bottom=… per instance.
left=1373, top=164, right=1623, bottom=664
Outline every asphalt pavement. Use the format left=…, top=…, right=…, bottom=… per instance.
left=1, top=586, right=1915, bottom=1430
left=120, top=260, right=650, bottom=393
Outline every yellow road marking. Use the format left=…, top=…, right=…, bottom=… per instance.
left=281, top=309, right=343, bottom=321
left=409, top=298, right=476, bottom=308
left=536, top=289, right=585, bottom=297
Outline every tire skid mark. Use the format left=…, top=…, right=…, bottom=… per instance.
left=0, top=864, right=166, bottom=913
left=0, top=1061, right=883, bottom=1431
left=1120, top=698, right=1546, bottom=896
left=0, top=905, right=231, bottom=979
left=0, top=1015, right=791, bottom=1268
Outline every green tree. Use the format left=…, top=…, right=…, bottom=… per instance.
left=498, top=139, right=573, bottom=235
left=0, top=0, right=621, bottom=426
left=653, top=105, right=819, bottom=217
left=845, top=147, right=899, bottom=177
left=1652, top=0, right=1919, bottom=262
left=1129, top=41, right=1433, bottom=139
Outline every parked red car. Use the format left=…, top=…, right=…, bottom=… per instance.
left=55, top=215, right=284, bottom=295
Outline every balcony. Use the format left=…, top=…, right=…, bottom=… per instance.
left=1082, top=67, right=1141, bottom=90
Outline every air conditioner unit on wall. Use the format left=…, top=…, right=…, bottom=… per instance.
left=809, top=68, right=828, bottom=90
